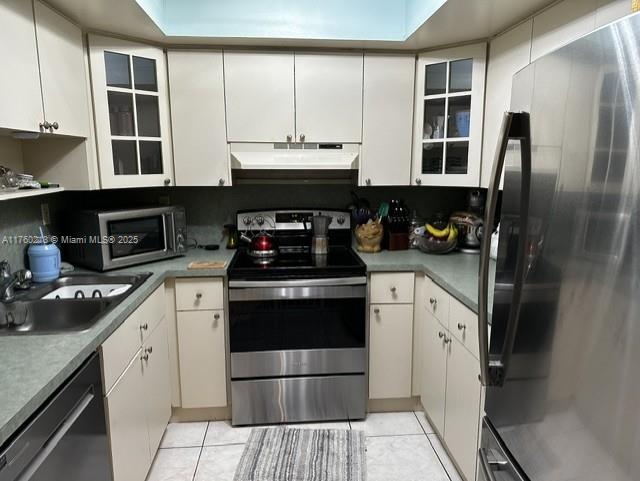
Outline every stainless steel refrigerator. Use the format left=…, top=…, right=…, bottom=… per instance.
left=477, top=12, right=640, bottom=481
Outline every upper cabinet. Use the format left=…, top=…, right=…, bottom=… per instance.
left=34, top=1, right=90, bottom=137
left=168, top=50, right=230, bottom=187
left=224, top=51, right=295, bottom=143
left=89, top=35, right=174, bottom=188
left=360, top=54, right=415, bottom=186
left=413, top=43, right=486, bottom=187
left=294, top=53, right=363, bottom=143
left=223, top=51, right=363, bottom=144
left=0, top=0, right=89, bottom=136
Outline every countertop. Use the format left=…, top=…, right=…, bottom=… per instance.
left=0, top=247, right=492, bottom=447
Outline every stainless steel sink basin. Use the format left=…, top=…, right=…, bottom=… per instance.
left=0, top=272, right=151, bottom=335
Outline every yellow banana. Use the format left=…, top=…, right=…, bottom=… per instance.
left=426, top=223, right=450, bottom=239
left=447, top=224, right=458, bottom=242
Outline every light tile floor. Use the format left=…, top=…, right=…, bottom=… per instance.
left=147, top=411, right=462, bottom=481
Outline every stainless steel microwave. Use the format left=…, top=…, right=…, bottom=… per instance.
left=65, top=206, right=186, bottom=271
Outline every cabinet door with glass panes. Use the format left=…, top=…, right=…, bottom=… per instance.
left=89, top=35, right=173, bottom=188
left=412, top=43, right=486, bottom=187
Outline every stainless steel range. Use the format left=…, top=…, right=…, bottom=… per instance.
left=227, top=209, right=367, bottom=426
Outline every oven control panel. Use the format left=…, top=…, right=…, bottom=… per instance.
left=237, top=209, right=350, bottom=232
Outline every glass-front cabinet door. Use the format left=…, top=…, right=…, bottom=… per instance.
left=413, top=43, right=486, bottom=187
left=89, top=35, right=173, bottom=188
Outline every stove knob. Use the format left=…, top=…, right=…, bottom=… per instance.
left=337, top=215, right=346, bottom=225
left=176, top=231, right=185, bottom=250
left=255, top=215, right=265, bottom=226
left=242, top=216, right=252, bottom=226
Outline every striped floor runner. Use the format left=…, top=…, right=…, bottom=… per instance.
left=234, top=427, right=366, bottom=481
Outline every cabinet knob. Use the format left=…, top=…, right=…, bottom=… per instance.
left=438, top=331, right=444, bottom=339
left=50, top=122, right=59, bottom=130
left=164, top=178, right=171, bottom=186
left=213, top=313, right=220, bottom=320
left=286, top=134, right=293, bottom=142
left=429, top=297, right=437, bottom=307
left=40, top=121, right=51, bottom=130
left=373, top=308, right=380, bottom=315
left=218, top=178, right=225, bottom=186
left=415, top=178, right=422, bottom=185
left=195, top=292, right=203, bottom=299
left=299, top=133, right=306, bottom=142
left=145, top=346, right=153, bottom=354
left=457, top=323, right=466, bottom=331
left=444, top=336, right=452, bottom=344
left=141, top=353, right=149, bottom=362
left=365, top=178, right=372, bottom=186
left=140, top=323, right=148, bottom=331
left=390, top=286, right=397, bottom=294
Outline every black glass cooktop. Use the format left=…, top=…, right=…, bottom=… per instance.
left=228, top=247, right=366, bottom=280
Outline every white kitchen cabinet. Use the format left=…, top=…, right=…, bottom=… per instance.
left=361, top=54, right=415, bottom=186
left=0, top=0, right=45, bottom=133
left=224, top=51, right=295, bottom=143
left=294, top=52, right=363, bottom=143
left=369, top=304, right=414, bottom=399
left=412, top=275, right=425, bottom=396
left=34, top=1, right=90, bottom=137
left=420, top=309, right=448, bottom=435
left=424, top=277, right=450, bottom=328
left=370, top=272, right=415, bottom=304
left=168, top=50, right=230, bottom=186
left=142, top=318, right=172, bottom=456
left=481, top=20, right=533, bottom=189
left=444, top=336, right=482, bottom=481
left=177, top=309, right=227, bottom=408
left=89, top=34, right=174, bottom=188
left=595, top=0, right=632, bottom=27
left=449, top=297, right=480, bottom=360
left=413, top=43, right=486, bottom=187
left=530, top=0, right=597, bottom=61
left=175, top=277, right=224, bottom=311
left=105, top=352, right=150, bottom=481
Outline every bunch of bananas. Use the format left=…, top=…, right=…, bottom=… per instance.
left=425, top=223, right=458, bottom=242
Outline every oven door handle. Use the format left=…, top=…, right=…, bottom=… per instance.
left=229, top=277, right=367, bottom=288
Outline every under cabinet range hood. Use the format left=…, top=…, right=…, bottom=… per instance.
left=229, top=143, right=359, bottom=184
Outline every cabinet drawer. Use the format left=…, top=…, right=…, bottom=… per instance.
left=101, top=285, right=165, bottom=393
left=424, top=278, right=450, bottom=327
left=449, top=297, right=479, bottom=360
left=370, top=272, right=415, bottom=304
left=175, top=278, right=224, bottom=311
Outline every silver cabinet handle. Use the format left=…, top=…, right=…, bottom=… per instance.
left=195, top=292, right=203, bottom=299
left=286, top=134, right=293, bottom=142
left=299, top=133, right=306, bottom=142
left=40, top=121, right=51, bottom=130
left=50, top=121, right=59, bottom=130
left=365, top=178, right=372, bottom=186
left=444, top=336, right=451, bottom=344
left=438, top=331, right=444, bottom=339
left=141, top=353, right=149, bottom=361
left=213, top=313, right=220, bottom=320
left=415, top=178, right=422, bottom=185
left=374, top=308, right=380, bottom=315
left=218, top=178, right=225, bottom=186
left=145, top=346, right=153, bottom=354
left=164, top=178, right=171, bottom=186
left=479, top=111, right=531, bottom=387
left=390, top=286, right=397, bottom=293
left=140, top=323, right=148, bottom=331
left=457, top=323, right=466, bottom=331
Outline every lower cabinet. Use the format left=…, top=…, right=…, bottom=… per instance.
left=105, top=352, right=150, bottom=481
left=177, top=309, right=227, bottom=408
left=369, top=303, right=414, bottom=399
left=420, top=310, right=447, bottom=435
left=444, top=335, right=482, bottom=481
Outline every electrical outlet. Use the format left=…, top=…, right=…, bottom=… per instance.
left=40, top=203, right=51, bottom=225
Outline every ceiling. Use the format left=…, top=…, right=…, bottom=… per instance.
left=44, top=0, right=557, bottom=50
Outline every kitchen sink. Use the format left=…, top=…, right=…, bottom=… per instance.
left=0, top=272, right=151, bottom=335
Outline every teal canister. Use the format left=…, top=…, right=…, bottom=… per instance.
left=28, top=243, right=61, bottom=283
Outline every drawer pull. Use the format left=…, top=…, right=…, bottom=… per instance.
left=438, top=331, right=444, bottom=339
left=457, top=323, right=466, bottom=331
left=444, top=336, right=451, bottom=344
left=140, top=323, right=148, bottom=331
left=145, top=346, right=153, bottom=354
left=390, top=286, right=397, bottom=293
left=213, top=313, right=220, bottom=320
left=195, top=292, right=203, bottom=299
left=141, top=353, right=149, bottom=362
left=429, top=297, right=437, bottom=307
left=373, top=308, right=380, bottom=315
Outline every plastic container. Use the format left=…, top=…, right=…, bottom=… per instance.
left=28, top=243, right=61, bottom=283
left=456, top=111, right=471, bottom=137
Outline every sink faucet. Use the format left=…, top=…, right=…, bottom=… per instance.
left=0, top=261, right=33, bottom=303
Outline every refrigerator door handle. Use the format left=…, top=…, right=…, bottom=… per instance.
left=479, top=111, right=532, bottom=387
left=478, top=448, right=499, bottom=481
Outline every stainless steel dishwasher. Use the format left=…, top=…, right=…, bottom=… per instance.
left=0, top=353, right=111, bottom=481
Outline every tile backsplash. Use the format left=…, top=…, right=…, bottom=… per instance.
left=0, top=185, right=473, bottom=269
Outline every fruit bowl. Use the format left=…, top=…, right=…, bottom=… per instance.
left=417, top=235, right=457, bottom=254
